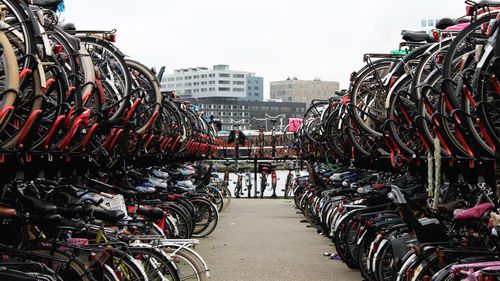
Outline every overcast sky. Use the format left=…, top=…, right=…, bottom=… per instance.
left=63, top=0, right=464, bottom=98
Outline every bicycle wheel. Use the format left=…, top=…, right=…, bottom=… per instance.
left=207, top=186, right=223, bottom=211
left=125, top=59, right=161, bottom=134
left=0, top=65, right=42, bottom=149
left=161, top=246, right=208, bottom=281
left=349, top=59, right=395, bottom=137
left=128, top=245, right=180, bottom=281
left=373, top=239, right=396, bottom=281
left=386, top=74, right=423, bottom=157
left=163, top=203, right=193, bottom=239
left=26, top=55, right=66, bottom=150
left=110, top=249, right=148, bottom=281
left=357, top=233, right=377, bottom=281
left=30, top=247, right=96, bottom=281
left=218, top=184, right=231, bottom=210
left=0, top=31, right=19, bottom=133
left=190, top=197, right=218, bottom=238
left=80, top=37, right=131, bottom=122
left=474, top=48, right=500, bottom=149
left=441, top=13, right=496, bottom=100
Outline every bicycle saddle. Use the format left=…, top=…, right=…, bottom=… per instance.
left=91, top=208, right=125, bottom=224
left=30, top=0, right=62, bottom=10
left=435, top=18, right=458, bottom=30
left=57, top=22, right=76, bottom=32
left=401, top=30, right=435, bottom=43
left=137, top=207, right=164, bottom=222
left=57, top=205, right=83, bottom=219
left=437, top=200, right=467, bottom=213
left=455, top=203, right=494, bottom=220
left=21, top=195, right=57, bottom=216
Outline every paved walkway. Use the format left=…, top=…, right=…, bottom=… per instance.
left=196, top=199, right=359, bottom=281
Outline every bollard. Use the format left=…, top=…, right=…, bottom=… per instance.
left=254, top=155, right=258, bottom=198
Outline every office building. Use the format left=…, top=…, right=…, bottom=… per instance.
left=270, top=78, right=339, bottom=106
left=161, top=64, right=263, bottom=101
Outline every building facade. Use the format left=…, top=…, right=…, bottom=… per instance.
left=161, top=64, right=264, bottom=101
left=192, top=97, right=306, bottom=131
left=420, top=18, right=441, bottom=34
left=270, top=78, right=339, bottom=106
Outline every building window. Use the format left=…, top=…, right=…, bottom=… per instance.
left=167, top=78, right=175, bottom=82
left=175, top=83, right=183, bottom=87
left=185, top=89, right=192, bottom=94
left=218, top=80, right=230, bottom=84
left=193, top=82, right=199, bottom=86
left=427, top=19, right=434, bottom=27
left=201, top=74, right=207, bottom=78
left=219, top=73, right=230, bottom=77
left=248, top=86, right=251, bottom=90
left=193, top=75, right=199, bottom=79
left=176, top=77, right=183, bottom=81
left=254, top=86, right=259, bottom=90
left=421, top=20, right=426, bottom=27
left=167, top=84, right=175, bottom=88
left=209, top=81, right=215, bottom=85
left=209, top=74, right=215, bottom=78
left=201, top=81, right=207, bottom=85
left=184, top=76, right=192, bottom=80
left=254, top=93, right=259, bottom=96
left=233, top=81, right=244, bottom=85
left=233, top=88, right=244, bottom=92
left=270, top=106, right=279, bottom=112
left=193, top=89, right=199, bottom=93
left=201, top=88, right=207, bottom=92
left=250, top=106, right=259, bottom=111
left=219, top=87, right=230, bottom=91
left=233, top=74, right=245, bottom=78
left=184, top=82, right=191, bottom=86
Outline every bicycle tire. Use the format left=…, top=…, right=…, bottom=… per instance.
left=161, top=246, right=208, bottom=281
left=349, top=59, right=395, bottom=137
left=125, top=59, right=161, bottom=134
left=0, top=31, right=19, bottom=133
left=29, top=247, right=97, bottom=281
left=190, top=197, right=218, bottom=238
left=128, top=245, right=180, bottom=281
left=80, top=37, right=131, bottom=122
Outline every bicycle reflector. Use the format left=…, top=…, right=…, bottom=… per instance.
left=432, top=30, right=440, bottom=41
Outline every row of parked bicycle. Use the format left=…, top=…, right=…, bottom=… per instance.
left=294, top=162, right=499, bottom=281
left=293, top=1, right=500, bottom=280
left=300, top=0, right=498, bottom=173
left=0, top=0, right=225, bottom=280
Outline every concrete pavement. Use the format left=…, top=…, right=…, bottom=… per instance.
left=196, top=199, right=360, bottom=281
